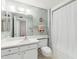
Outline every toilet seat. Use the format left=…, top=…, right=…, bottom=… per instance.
left=40, top=46, right=52, bottom=57
left=37, top=38, right=52, bottom=57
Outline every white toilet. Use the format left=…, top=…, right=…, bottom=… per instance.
left=38, top=38, right=52, bottom=57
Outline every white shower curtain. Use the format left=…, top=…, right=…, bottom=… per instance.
left=51, top=1, right=77, bottom=59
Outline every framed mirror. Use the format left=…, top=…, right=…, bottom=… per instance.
left=13, top=13, right=33, bottom=37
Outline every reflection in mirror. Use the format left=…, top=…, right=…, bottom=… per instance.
left=20, top=20, right=26, bottom=36
left=1, top=11, right=13, bottom=39
left=14, top=13, right=33, bottom=37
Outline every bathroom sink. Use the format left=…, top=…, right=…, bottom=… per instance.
left=19, top=39, right=39, bottom=45
left=1, top=37, right=39, bottom=49
left=1, top=39, right=23, bottom=49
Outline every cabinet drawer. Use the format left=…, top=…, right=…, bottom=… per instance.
left=1, top=48, right=18, bottom=56
left=24, top=49, right=37, bottom=59
left=19, top=44, right=37, bottom=51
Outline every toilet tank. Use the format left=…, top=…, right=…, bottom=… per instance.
left=38, top=38, right=48, bottom=48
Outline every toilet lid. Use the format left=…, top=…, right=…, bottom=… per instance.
left=41, top=47, right=52, bottom=53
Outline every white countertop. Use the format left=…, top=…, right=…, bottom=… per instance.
left=1, top=35, right=48, bottom=49
left=1, top=37, right=39, bottom=49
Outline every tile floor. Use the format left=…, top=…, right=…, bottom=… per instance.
left=38, top=53, right=53, bottom=59
left=38, top=49, right=74, bottom=59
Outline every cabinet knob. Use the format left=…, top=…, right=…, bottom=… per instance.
left=18, top=53, right=20, bottom=55
left=24, top=52, right=26, bottom=54
left=18, top=47, right=20, bottom=49
left=8, top=50, right=11, bottom=52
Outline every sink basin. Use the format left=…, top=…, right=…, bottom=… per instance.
left=19, top=39, right=39, bottom=45
left=1, top=39, right=23, bottom=48
left=1, top=37, right=39, bottom=49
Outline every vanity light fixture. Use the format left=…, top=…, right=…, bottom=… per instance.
left=9, top=5, right=16, bottom=12
left=2, top=0, right=6, bottom=11
left=18, top=7, right=25, bottom=12
left=2, top=6, right=6, bottom=11
left=25, top=9, right=31, bottom=14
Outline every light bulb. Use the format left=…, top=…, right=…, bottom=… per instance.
left=25, top=9, right=31, bottom=14
left=2, top=6, right=6, bottom=11
left=9, top=5, right=16, bottom=12
left=18, top=7, right=25, bottom=12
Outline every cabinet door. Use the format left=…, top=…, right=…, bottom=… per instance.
left=24, top=49, right=37, bottom=59
left=1, top=56, right=6, bottom=59
left=6, top=53, right=22, bottom=59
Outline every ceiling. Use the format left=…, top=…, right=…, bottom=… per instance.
left=13, top=0, right=72, bottom=9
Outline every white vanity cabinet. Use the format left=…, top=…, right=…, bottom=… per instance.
left=23, top=49, right=37, bottom=59
left=7, top=53, right=21, bottom=59
left=1, top=56, right=6, bottom=59
left=2, top=53, right=22, bottom=59
left=1, top=49, right=22, bottom=59
left=1, top=44, right=38, bottom=59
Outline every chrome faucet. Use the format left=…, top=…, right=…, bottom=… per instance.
left=24, top=36, right=27, bottom=40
